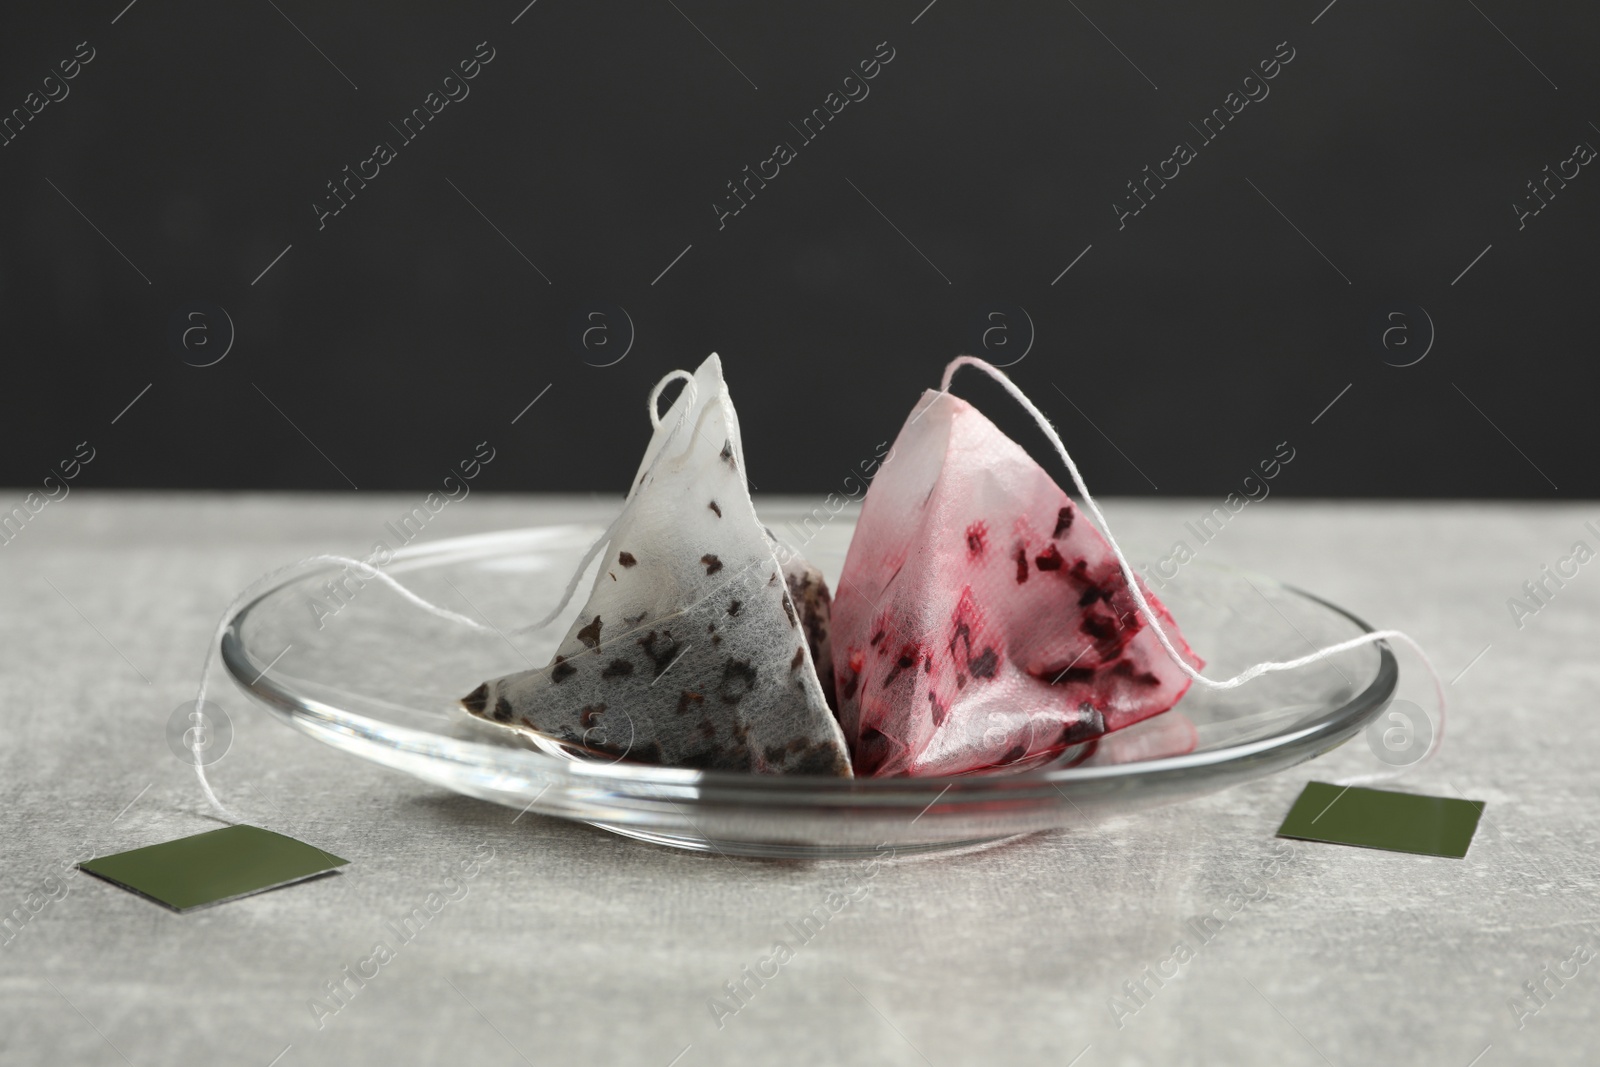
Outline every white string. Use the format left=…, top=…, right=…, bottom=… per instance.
left=189, top=554, right=499, bottom=822
left=513, top=369, right=701, bottom=635
left=509, top=511, right=629, bottom=637
left=939, top=355, right=1446, bottom=778
left=648, top=369, right=695, bottom=429
left=191, top=759, right=236, bottom=823
left=191, top=367, right=709, bottom=817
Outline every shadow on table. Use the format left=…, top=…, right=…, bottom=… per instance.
left=401, top=790, right=1048, bottom=872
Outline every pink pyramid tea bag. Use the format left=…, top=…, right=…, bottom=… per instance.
left=831, top=387, right=1204, bottom=777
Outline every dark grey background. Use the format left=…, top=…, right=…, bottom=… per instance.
left=0, top=1, right=1590, bottom=498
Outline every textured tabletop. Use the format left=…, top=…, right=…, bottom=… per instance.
left=1, top=494, right=1594, bottom=1067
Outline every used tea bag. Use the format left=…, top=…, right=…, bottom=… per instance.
left=461, top=354, right=852, bottom=776
left=831, top=387, right=1204, bottom=777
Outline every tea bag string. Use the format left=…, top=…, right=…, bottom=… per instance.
left=940, top=355, right=1447, bottom=779
left=190, top=554, right=500, bottom=822
left=191, top=370, right=706, bottom=819
left=648, top=369, right=696, bottom=429
left=509, top=369, right=701, bottom=636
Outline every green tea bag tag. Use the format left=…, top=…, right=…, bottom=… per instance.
left=78, top=825, right=348, bottom=911
left=1277, top=781, right=1485, bottom=858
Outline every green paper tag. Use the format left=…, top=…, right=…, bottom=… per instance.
left=1277, top=781, right=1485, bottom=858
left=78, top=825, right=348, bottom=911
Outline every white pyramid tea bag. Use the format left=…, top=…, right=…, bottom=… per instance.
left=461, top=354, right=852, bottom=776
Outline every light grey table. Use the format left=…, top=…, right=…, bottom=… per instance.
left=2, top=494, right=1594, bottom=1067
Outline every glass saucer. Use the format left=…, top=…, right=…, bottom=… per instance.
left=220, top=515, right=1396, bottom=857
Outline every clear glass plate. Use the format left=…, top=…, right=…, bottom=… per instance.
left=221, top=516, right=1396, bottom=857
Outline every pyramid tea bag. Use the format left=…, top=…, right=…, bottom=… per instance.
left=831, top=387, right=1204, bottom=777
left=462, top=354, right=852, bottom=776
